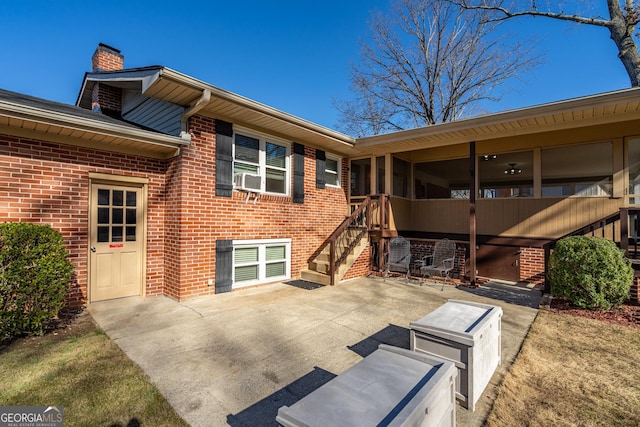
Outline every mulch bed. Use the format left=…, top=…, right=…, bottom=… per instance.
left=547, top=298, right=640, bottom=329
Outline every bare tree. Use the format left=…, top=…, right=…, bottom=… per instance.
left=451, top=1, right=640, bottom=86
left=335, top=0, right=537, bottom=136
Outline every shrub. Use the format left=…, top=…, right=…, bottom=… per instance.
left=548, top=236, right=633, bottom=310
left=0, top=223, right=74, bottom=342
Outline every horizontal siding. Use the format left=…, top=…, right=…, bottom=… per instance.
left=123, top=91, right=184, bottom=136
left=402, top=197, right=623, bottom=239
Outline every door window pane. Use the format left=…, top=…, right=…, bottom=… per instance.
left=126, top=209, right=137, bottom=224
left=126, top=191, right=137, bottom=206
left=98, top=208, right=110, bottom=224
left=126, top=226, right=136, bottom=242
left=98, top=189, right=110, bottom=205
left=97, top=226, right=109, bottom=242
left=112, top=208, right=123, bottom=224
left=112, top=190, right=123, bottom=206
left=112, top=226, right=123, bottom=242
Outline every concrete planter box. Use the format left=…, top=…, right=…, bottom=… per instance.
left=410, top=300, right=502, bottom=412
left=276, top=344, right=457, bottom=427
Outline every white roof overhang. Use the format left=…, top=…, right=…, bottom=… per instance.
left=354, top=87, right=640, bottom=155
left=79, top=67, right=358, bottom=156
left=0, top=94, right=188, bottom=159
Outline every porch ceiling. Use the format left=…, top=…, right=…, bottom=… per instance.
left=354, top=87, right=640, bottom=155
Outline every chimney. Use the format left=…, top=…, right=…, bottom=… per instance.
left=92, top=43, right=124, bottom=71
left=90, top=43, right=124, bottom=116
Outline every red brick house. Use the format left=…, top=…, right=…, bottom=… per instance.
left=2, top=43, right=640, bottom=308
left=1, top=44, right=366, bottom=308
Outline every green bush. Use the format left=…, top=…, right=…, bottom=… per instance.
left=0, top=223, right=74, bottom=342
left=548, top=236, right=633, bottom=310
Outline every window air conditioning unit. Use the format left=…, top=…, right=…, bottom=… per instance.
left=234, top=173, right=262, bottom=203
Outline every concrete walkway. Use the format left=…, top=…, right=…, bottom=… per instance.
left=88, top=277, right=541, bottom=427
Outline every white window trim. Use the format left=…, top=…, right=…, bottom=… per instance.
left=232, top=238, right=291, bottom=288
left=233, top=127, right=291, bottom=197
left=325, top=153, right=342, bottom=188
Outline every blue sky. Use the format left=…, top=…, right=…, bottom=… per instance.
left=0, top=0, right=631, bottom=131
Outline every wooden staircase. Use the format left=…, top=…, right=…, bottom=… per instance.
left=301, top=231, right=369, bottom=285
left=300, top=195, right=392, bottom=286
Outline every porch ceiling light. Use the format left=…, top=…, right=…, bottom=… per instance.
left=504, top=163, right=522, bottom=175
left=481, top=154, right=497, bottom=161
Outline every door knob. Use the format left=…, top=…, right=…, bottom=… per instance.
left=91, top=246, right=96, bottom=252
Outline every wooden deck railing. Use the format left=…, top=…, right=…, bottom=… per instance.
left=314, top=195, right=391, bottom=285
left=543, top=207, right=640, bottom=293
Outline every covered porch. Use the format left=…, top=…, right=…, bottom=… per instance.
left=347, top=88, right=640, bottom=293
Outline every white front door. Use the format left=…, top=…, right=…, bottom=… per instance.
left=89, top=182, right=145, bottom=302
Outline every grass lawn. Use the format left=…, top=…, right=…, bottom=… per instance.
left=0, top=313, right=188, bottom=427
left=487, top=309, right=640, bottom=427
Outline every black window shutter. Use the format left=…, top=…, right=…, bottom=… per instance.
left=293, top=143, right=305, bottom=204
left=215, top=240, right=233, bottom=294
left=316, top=149, right=326, bottom=189
left=216, top=120, right=233, bottom=197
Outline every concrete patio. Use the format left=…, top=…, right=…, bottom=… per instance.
left=88, top=277, right=541, bottom=426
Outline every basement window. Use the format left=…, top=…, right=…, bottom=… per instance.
left=233, top=239, right=291, bottom=288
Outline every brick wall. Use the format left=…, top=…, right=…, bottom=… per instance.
left=519, top=247, right=546, bottom=286
left=409, top=239, right=466, bottom=280
left=1, top=116, right=356, bottom=307
left=164, top=115, right=352, bottom=300
left=92, top=44, right=124, bottom=71
left=0, top=133, right=166, bottom=309
left=341, top=245, right=372, bottom=282
left=92, top=83, right=122, bottom=114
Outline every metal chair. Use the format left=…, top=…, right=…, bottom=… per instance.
left=384, top=236, right=411, bottom=280
left=419, top=239, right=456, bottom=290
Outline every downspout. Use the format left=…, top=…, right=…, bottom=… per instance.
left=180, top=89, right=211, bottom=139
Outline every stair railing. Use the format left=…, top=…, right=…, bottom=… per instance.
left=543, top=207, right=640, bottom=293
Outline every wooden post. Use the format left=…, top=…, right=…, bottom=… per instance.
left=469, top=142, right=477, bottom=287
left=544, top=244, right=551, bottom=294
left=620, top=208, right=629, bottom=256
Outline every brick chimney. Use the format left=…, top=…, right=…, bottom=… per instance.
left=90, top=43, right=123, bottom=116
left=92, top=43, right=124, bottom=71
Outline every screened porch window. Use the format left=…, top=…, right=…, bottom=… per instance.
left=350, top=158, right=371, bottom=197
left=541, top=142, right=612, bottom=197
left=414, top=158, right=469, bottom=199
left=479, top=151, right=533, bottom=198
left=233, top=239, right=290, bottom=288
left=629, top=137, right=640, bottom=204
left=393, top=157, right=410, bottom=198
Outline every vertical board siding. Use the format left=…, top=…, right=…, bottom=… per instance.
left=407, top=197, right=623, bottom=238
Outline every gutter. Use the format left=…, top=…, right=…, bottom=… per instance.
left=0, top=98, right=189, bottom=152
left=180, top=89, right=211, bottom=139
left=158, top=68, right=356, bottom=148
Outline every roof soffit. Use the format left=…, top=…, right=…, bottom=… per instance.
left=353, top=88, right=640, bottom=155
